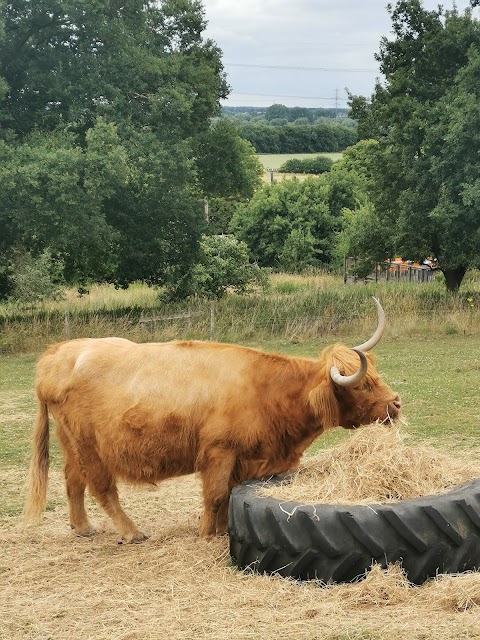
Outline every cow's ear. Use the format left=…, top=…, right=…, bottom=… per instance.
left=309, top=381, right=339, bottom=429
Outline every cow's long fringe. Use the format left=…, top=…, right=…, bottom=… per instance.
left=23, top=399, right=50, bottom=523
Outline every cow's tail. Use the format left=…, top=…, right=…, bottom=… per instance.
left=23, top=399, right=50, bottom=523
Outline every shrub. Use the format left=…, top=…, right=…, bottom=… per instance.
left=8, top=248, right=65, bottom=304
left=278, top=155, right=334, bottom=175
left=189, top=235, right=268, bottom=300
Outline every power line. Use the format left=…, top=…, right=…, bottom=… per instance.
left=225, top=62, right=378, bottom=73
left=229, top=91, right=349, bottom=102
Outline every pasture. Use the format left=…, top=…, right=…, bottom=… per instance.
left=257, top=152, right=343, bottom=182
left=1, top=275, right=480, bottom=638
left=256, top=152, right=343, bottom=170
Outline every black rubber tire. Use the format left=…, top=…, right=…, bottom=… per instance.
left=228, top=476, right=480, bottom=584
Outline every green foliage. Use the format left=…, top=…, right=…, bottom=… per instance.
left=189, top=235, right=267, bottom=300
left=339, top=204, right=395, bottom=277
left=235, top=122, right=356, bottom=154
left=329, top=140, right=391, bottom=267
left=277, top=228, right=318, bottom=273
left=0, top=122, right=123, bottom=285
left=278, top=155, right=333, bottom=175
left=0, top=0, right=230, bottom=298
left=194, top=119, right=263, bottom=199
left=8, top=248, right=64, bottom=303
left=204, top=197, right=241, bottom=236
left=104, top=126, right=204, bottom=292
left=0, top=0, right=228, bottom=139
left=231, top=178, right=340, bottom=271
left=238, top=103, right=349, bottom=123
left=349, top=1, right=480, bottom=290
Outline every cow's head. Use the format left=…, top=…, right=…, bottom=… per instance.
left=309, top=298, right=401, bottom=430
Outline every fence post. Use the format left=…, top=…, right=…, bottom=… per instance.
left=204, top=198, right=209, bottom=223
left=209, top=300, right=215, bottom=341
left=64, top=311, right=71, bottom=341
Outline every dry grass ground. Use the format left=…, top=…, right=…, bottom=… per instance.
left=2, top=453, right=480, bottom=639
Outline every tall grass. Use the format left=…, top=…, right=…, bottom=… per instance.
left=0, top=272, right=479, bottom=354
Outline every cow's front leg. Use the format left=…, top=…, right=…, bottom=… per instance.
left=198, top=447, right=236, bottom=539
left=215, top=497, right=231, bottom=536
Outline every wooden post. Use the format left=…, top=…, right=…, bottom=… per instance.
left=64, top=311, right=71, bottom=340
left=209, top=300, right=215, bottom=341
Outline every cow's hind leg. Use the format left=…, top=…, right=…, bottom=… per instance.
left=198, top=447, right=236, bottom=539
left=81, top=449, right=148, bottom=543
left=89, top=477, right=148, bottom=543
left=89, top=478, right=148, bottom=543
left=65, top=460, right=96, bottom=537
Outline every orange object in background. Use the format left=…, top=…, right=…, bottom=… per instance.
left=388, top=257, right=438, bottom=271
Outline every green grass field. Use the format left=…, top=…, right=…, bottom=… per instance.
left=257, top=152, right=343, bottom=170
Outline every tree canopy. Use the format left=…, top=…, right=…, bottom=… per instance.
left=0, top=0, right=267, bottom=299
left=349, top=1, right=480, bottom=290
left=230, top=176, right=349, bottom=272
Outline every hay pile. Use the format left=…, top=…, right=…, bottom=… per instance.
left=261, top=425, right=480, bottom=504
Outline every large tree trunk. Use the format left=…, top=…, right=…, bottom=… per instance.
left=441, top=266, right=467, bottom=292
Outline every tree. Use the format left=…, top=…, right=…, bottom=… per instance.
left=0, top=122, right=123, bottom=285
left=193, top=119, right=263, bottom=200
left=235, top=122, right=356, bottom=153
left=0, top=0, right=229, bottom=298
left=189, top=235, right=266, bottom=300
left=422, top=46, right=480, bottom=289
left=0, top=0, right=228, bottom=140
left=104, top=126, right=206, bottom=293
left=278, top=156, right=333, bottom=175
left=350, top=1, right=480, bottom=290
left=230, top=178, right=339, bottom=270
left=265, top=104, right=289, bottom=122
left=8, top=248, right=64, bottom=303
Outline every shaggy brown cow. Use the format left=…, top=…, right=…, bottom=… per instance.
left=24, top=298, right=400, bottom=542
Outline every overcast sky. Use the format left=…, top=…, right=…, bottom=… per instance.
left=201, top=0, right=477, bottom=109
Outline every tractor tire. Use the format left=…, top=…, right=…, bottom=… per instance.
left=228, top=476, right=480, bottom=584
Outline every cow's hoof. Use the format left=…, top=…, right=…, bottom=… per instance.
left=118, top=531, right=149, bottom=544
left=71, top=524, right=97, bottom=537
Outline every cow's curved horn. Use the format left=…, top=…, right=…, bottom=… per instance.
left=330, top=349, right=368, bottom=388
left=352, top=297, right=385, bottom=352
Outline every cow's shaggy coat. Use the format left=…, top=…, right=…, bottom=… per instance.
left=24, top=334, right=400, bottom=541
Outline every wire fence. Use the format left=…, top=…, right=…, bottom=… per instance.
left=2, top=293, right=477, bottom=355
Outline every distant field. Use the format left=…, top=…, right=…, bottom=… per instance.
left=257, top=152, right=343, bottom=170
